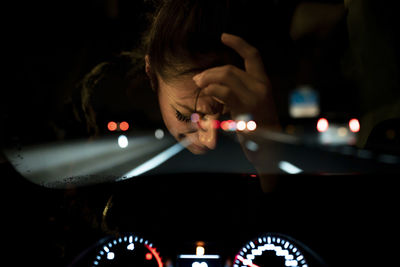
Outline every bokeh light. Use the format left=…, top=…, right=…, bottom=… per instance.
left=317, top=118, right=329, bottom=132
left=246, top=120, right=257, bottom=131
left=228, top=120, right=236, bottom=131
left=349, top=118, right=360, bottom=133
left=191, top=113, right=200, bottom=123
left=155, top=129, right=164, bottom=139
left=236, top=120, right=246, bottom=131
left=119, top=121, right=129, bottom=131
left=145, top=253, right=153, bottom=260
left=212, top=120, right=220, bottom=129
left=220, top=121, right=230, bottom=131
left=107, top=121, right=117, bottom=131
left=118, top=135, right=129, bottom=148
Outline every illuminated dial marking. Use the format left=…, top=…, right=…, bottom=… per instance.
left=234, top=233, right=308, bottom=267
left=92, top=233, right=163, bottom=267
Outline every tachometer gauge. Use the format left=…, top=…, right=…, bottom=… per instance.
left=92, top=233, right=163, bottom=267
left=234, top=233, right=308, bottom=267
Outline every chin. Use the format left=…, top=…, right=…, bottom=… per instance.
left=188, top=145, right=209, bottom=155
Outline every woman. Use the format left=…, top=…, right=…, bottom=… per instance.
left=142, top=0, right=281, bottom=154
left=81, top=0, right=347, bottom=154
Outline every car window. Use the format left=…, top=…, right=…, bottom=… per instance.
left=2, top=1, right=400, bottom=267
left=2, top=0, right=399, bottom=189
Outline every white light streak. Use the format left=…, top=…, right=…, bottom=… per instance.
left=278, top=161, right=303, bottom=174
left=179, top=255, right=220, bottom=259
left=118, top=143, right=184, bottom=180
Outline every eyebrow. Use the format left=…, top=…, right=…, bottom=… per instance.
left=175, top=88, right=203, bottom=114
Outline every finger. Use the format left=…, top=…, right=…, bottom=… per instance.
left=193, top=64, right=265, bottom=99
left=202, top=83, right=256, bottom=112
left=193, top=65, right=243, bottom=89
left=202, top=83, right=235, bottom=108
left=221, top=33, right=267, bottom=82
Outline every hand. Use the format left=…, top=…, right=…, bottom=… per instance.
left=192, top=33, right=278, bottom=127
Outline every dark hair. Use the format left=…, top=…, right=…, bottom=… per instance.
left=143, top=0, right=263, bottom=89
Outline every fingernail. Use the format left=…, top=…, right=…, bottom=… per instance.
left=221, top=33, right=226, bottom=41
left=221, top=32, right=230, bottom=40
left=193, top=73, right=201, bottom=82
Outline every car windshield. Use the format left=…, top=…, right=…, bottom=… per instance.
left=2, top=0, right=399, bottom=189
left=2, top=1, right=400, bottom=266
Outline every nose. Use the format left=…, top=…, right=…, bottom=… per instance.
left=198, top=118, right=217, bottom=150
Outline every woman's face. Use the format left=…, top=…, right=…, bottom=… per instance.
left=156, top=74, right=222, bottom=154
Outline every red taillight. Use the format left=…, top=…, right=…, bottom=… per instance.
left=317, top=118, right=329, bottom=132
left=107, top=121, right=117, bottom=131
left=119, top=121, right=129, bottom=131
left=349, top=118, right=360, bottom=133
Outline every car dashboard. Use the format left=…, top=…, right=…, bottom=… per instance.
left=4, top=164, right=398, bottom=267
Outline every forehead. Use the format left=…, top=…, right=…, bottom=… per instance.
left=158, top=74, right=199, bottom=101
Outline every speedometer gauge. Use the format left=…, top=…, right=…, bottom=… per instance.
left=92, top=233, right=163, bottom=267
left=234, top=233, right=308, bottom=267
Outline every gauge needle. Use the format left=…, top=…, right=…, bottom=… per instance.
left=236, top=255, right=261, bottom=267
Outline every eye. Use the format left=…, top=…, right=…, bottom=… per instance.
left=175, top=110, right=191, bottom=123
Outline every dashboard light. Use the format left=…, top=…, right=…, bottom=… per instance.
left=246, top=121, right=257, bottom=131
left=146, top=252, right=153, bottom=260
left=196, top=246, right=205, bottom=256
left=193, top=262, right=208, bottom=267
left=107, top=252, right=115, bottom=260
left=349, top=118, right=360, bottom=133
left=317, top=118, right=329, bottom=132
left=108, top=121, right=117, bottom=131
left=120, top=121, right=129, bottom=131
